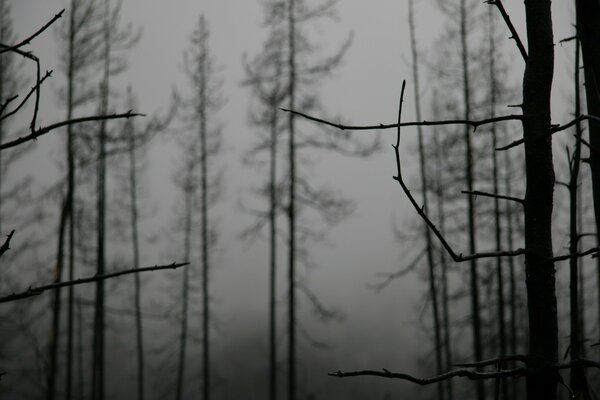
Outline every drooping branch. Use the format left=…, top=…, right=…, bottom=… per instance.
left=0, top=262, right=188, bottom=303
left=392, top=81, right=526, bottom=263
left=282, top=108, right=523, bottom=132
left=0, top=230, right=15, bottom=259
left=486, top=0, right=528, bottom=61
left=0, top=111, right=144, bottom=150
left=453, top=354, right=529, bottom=368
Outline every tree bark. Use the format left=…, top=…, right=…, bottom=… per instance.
left=522, top=1, right=558, bottom=399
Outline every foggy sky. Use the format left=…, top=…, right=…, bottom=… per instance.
left=6, top=1, right=576, bottom=399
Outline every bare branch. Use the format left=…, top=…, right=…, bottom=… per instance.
left=461, top=190, right=524, bottom=205
left=0, top=9, right=65, bottom=54
left=550, top=246, right=600, bottom=263
left=392, top=81, right=526, bottom=263
left=281, top=108, right=523, bottom=132
left=497, top=114, right=600, bottom=151
left=328, top=367, right=528, bottom=383
left=0, top=111, right=144, bottom=150
left=0, top=230, right=15, bottom=259
left=486, top=0, right=528, bottom=61
left=369, top=248, right=426, bottom=292
left=0, top=262, right=188, bottom=303
left=0, top=70, right=53, bottom=122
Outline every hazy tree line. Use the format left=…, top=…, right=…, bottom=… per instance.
left=2, top=0, right=600, bottom=400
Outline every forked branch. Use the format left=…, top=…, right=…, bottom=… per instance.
left=391, top=81, right=525, bottom=263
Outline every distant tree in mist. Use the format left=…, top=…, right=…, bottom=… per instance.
left=244, top=1, right=379, bottom=399
left=171, top=15, right=223, bottom=400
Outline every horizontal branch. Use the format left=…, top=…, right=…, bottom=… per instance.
left=282, top=108, right=523, bottom=132
left=0, top=262, right=188, bottom=303
left=328, top=367, right=528, bottom=384
left=0, top=9, right=64, bottom=55
left=0, top=111, right=144, bottom=150
left=551, top=246, right=600, bottom=263
left=0, top=230, right=15, bottom=259
left=461, top=190, right=524, bottom=205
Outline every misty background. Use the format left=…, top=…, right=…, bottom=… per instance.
left=1, top=1, right=583, bottom=399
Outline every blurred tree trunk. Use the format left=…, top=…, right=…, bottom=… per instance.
left=92, top=1, right=110, bottom=398
left=408, top=2, right=443, bottom=400
left=458, top=2, right=484, bottom=398
left=286, top=2, right=297, bottom=400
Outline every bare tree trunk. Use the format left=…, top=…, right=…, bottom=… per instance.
left=48, top=199, right=68, bottom=400
left=66, top=3, right=77, bottom=398
left=434, top=125, right=453, bottom=400
left=287, top=1, right=297, bottom=400
left=574, top=0, right=600, bottom=344
left=92, top=1, right=110, bottom=398
left=522, top=2, right=558, bottom=399
left=408, top=3, right=443, bottom=399
left=126, top=97, right=145, bottom=400
left=459, top=2, right=483, bottom=399
left=269, top=82, right=279, bottom=400
left=199, top=25, right=210, bottom=399
left=175, top=187, right=191, bottom=400
left=569, top=26, right=589, bottom=400
left=488, top=8, right=507, bottom=399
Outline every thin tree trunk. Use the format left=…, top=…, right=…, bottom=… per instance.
left=287, top=1, right=297, bottom=399
left=574, top=0, right=600, bottom=344
left=66, top=3, right=77, bottom=398
left=408, top=3, right=443, bottom=399
left=127, top=105, right=145, bottom=400
left=92, top=1, right=110, bottom=398
left=459, top=2, right=483, bottom=399
left=434, top=124, right=453, bottom=400
left=200, top=29, right=210, bottom=399
left=175, top=186, right=191, bottom=400
left=488, top=8, right=507, bottom=399
left=48, top=198, right=69, bottom=400
left=269, top=85, right=279, bottom=400
left=569, top=26, right=588, bottom=400
left=522, top=1, right=558, bottom=399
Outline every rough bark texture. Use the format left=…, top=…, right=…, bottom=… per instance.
left=522, top=1, right=557, bottom=400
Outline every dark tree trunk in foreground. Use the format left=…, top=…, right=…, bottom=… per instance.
left=522, top=1, right=557, bottom=399
left=575, top=0, right=600, bottom=343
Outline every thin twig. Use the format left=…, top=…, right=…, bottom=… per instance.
left=486, top=0, right=528, bottom=61
left=461, top=190, right=524, bottom=205
left=0, top=230, right=15, bottom=259
left=0, top=9, right=65, bottom=54
left=0, top=70, right=52, bottom=122
left=392, top=81, right=526, bottom=263
left=281, top=108, right=523, bottom=132
left=0, top=262, right=188, bottom=303
left=370, top=248, right=427, bottom=292
left=0, top=111, right=144, bottom=150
